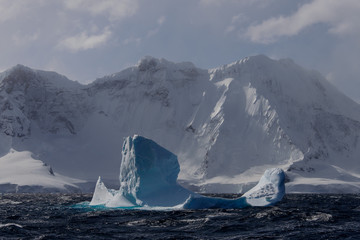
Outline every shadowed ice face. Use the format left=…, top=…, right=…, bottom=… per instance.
left=266, top=168, right=285, bottom=187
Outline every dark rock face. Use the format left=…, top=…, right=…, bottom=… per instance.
left=0, top=65, right=90, bottom=137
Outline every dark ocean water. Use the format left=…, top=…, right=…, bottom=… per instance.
left=0, top=194, right=359, bottom=239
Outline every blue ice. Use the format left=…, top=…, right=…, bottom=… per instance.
left=89, top=135, right=285, bottom=209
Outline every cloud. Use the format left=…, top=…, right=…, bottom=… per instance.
left=199, top=0, right=235, bottom=6
left=0, top=0, right=43, bottom=23
left=157, top=16, right=166, bottom=26
left=199, top=0, right=220, bottom=6
left=63, top=0, right=138, bottom=21
left=123, top=37, right=141, bottom=46
left=245, top=0, right=360, bottom=43
left=57, top=28, right=112, bottom=52
left=225, top=14, right=248, bottom=34
left=12, top=33, right=39, bottom=46
left=146, top=16, right=166, bottom=38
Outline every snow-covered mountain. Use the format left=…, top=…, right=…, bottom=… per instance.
left=0, top=149, right=82, bottom=192
left=1, top=56, right=360, bottom=193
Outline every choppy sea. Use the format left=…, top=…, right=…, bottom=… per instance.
left=0, top=193, right=359, bottom=239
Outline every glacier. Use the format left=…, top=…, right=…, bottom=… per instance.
left=90, top=135, right=285, bottom=209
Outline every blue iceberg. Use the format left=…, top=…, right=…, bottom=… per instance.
left=183, top=168, right=285, bottom=209
left=90, top=135, right=285, bottom=209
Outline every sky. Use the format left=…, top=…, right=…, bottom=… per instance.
left=0, top=0, right=359, bottom=103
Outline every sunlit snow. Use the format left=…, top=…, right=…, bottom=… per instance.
left=0, top=149, right=83, bottom=192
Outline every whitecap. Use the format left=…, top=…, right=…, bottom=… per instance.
left=0, top=199, right=22, bottom=205
left=306, top=212, right=332, bottom=222
left=179, top=218, right=210, bottom=224
left=126, top=219, right=148, bottom=226
left=0, top=223, right=23, bottom=228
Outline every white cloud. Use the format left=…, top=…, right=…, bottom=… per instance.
left=225, top=14, right=248, bottom=34
left=64, top=0, right=138, bottom=21
left=245, top=0, right=360, bottom=43
left=0, top=0, right=44, bottom=23
left=57, top=28, right=112, bottom=52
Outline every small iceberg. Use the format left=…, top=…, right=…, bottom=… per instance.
left=90, top=135, right=285, bottom=209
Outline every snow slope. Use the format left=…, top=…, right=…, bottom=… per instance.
left=1, top=56, right=360, bottom=193
left=0, top=149, right=83, bottom=192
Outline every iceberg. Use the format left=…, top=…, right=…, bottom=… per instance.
left=183, top=168, right=285, bottom=209
left=90, top=135, right=192, bottom=207
left=90, top=135, right=285, bottom=209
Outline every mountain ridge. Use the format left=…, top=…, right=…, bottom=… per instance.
left=1, top=55, right=360, bottom=193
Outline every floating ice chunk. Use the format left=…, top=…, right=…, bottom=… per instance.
left=182, top=194, right=249, bottom=209
left=89, top=177, right=113, bottom=206
left=182, top=168, right=285, bottom=209
left=89, top=136, right=285, bottom=209
left=89, top=176, right=134, bottom=207
left=106, top=192, right=135, bottom=208
left=89, top=182, right=113, bottom=207
left=242, top=168, right=285, bottom=207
